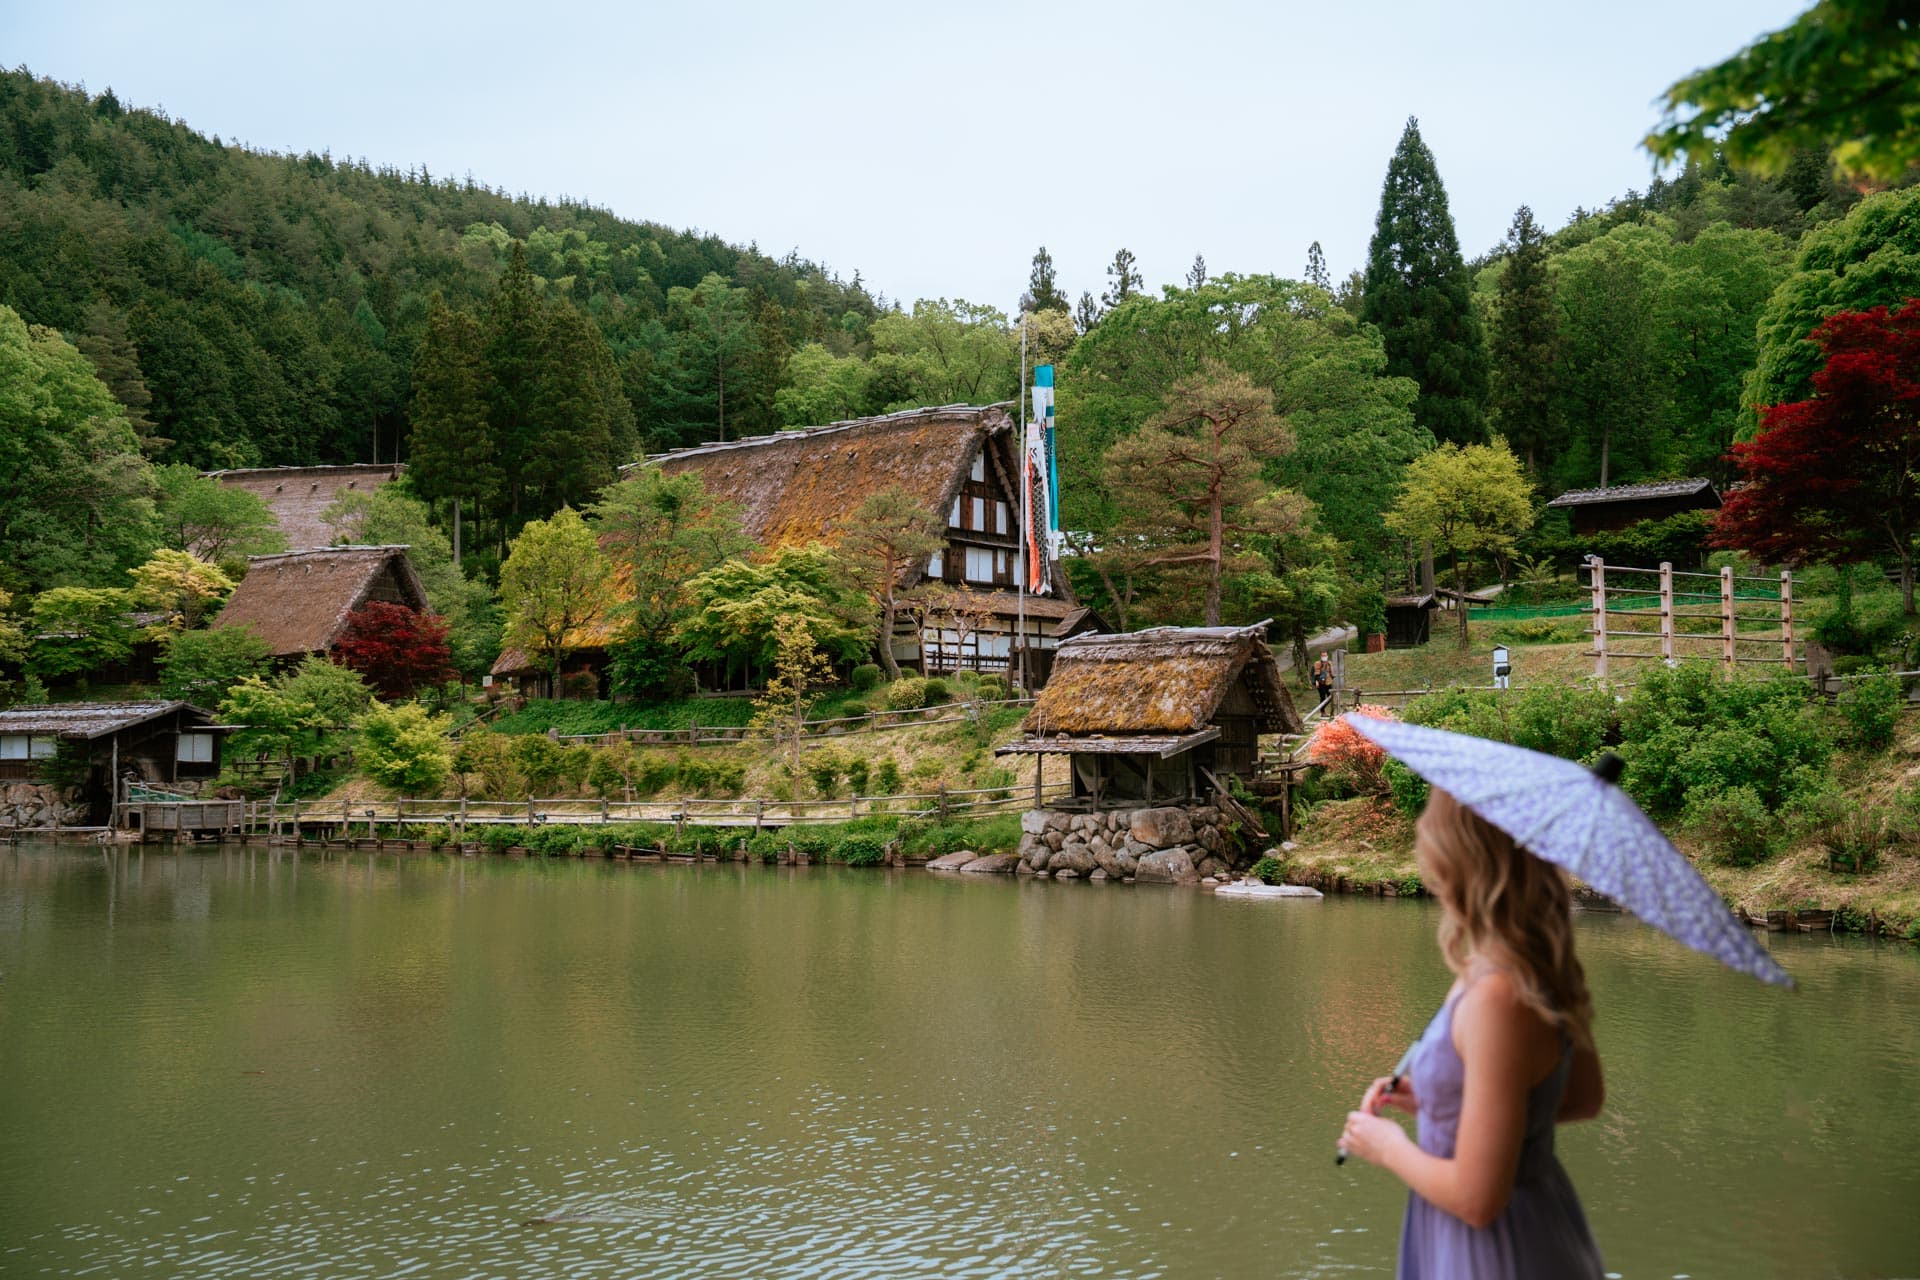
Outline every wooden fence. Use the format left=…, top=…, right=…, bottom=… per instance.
left=1585, top=557, right=1796, bottom=679
left=455, top=697, right=1035, bottom=748
left=243, top=779, right=1072, bottom=836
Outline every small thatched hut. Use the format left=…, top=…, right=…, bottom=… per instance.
left=0, top=701, right=227, bottom=824
left=215, top=545, right=430, bottom=661
left=996, top=621, right=1301, bottom=808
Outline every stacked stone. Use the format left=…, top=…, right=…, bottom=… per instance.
left=1015, top=804, right=1241, bottom=883
left=0, top=782, right=85, bottom=829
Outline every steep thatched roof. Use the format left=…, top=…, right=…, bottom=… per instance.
left=648, top=404, right=1016, bottom=552
left=0, top=701, right=212, bottom=739
left=1019, top=622, right=1302, bottom=738
left=204, top=464, right=404, bottom=549
left=215, top=546, right=429, bottom=657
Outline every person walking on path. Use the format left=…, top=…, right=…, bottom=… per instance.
left=1337, top=789, right=1606, bottom=1279
left=1311, top=655, right=1335, bottom=707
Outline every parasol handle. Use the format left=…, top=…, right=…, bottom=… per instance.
left=1336, top=1075, right=1402, bottom=1166
left=1591, top=752, right=1625, bottom=784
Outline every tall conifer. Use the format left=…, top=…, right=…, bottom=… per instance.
left=485, top=242, right=545, bottom=524
left=1361, top=118, right=1489, bottom=445
left=1487, top=206, right=1563, bottom=474
left=1022, top=246, right=1068, bottom=314
left=407, top=294, right=497, bottom=561
left=1304, top=242, right=1331, bottom=291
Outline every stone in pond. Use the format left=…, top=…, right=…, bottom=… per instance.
left=925, top=851, right=976, bottom=871
left=959, top=853, right=1018, bottom=874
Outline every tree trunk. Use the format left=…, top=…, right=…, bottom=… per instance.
left=1455, top=550, right=1470, bottom=651
left=1903, top=549, right=1916, bottom=617
left=1420, top=544, right=1436, bottom=595
left=877, top=598, right=901, bottom=680
left=452, top=498, right=462, bottom=570
left=1599, top=427, right=1611, bottom=489
left=1205, top=492, right=1225, bottom=626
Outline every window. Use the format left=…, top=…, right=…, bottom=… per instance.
left=970, top=454, right=985, bottom=482
left=995, top=501, right=1008, bottom=534
left=971, top=496, right=985, bottom=530
left=964, top=547, right=995, bottom=583
left=926, top=549, right=944, bottom=578
left=0, top=735, right=28, bottom=760
left=1013, top=553, right=1024, bottom=588
left=950, top=497, right=962, bottom=527
left=177, top=733, right=215, bottom=765
left=30, top=737, right=55, bottom=759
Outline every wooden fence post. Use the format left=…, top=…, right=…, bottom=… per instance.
left=1659, top=561, right=1675, bottom=665
left=937, top=784, right=949, bottom=821
left=526, top=795, right=535, bottom=825
left=1781, top=569, right=1795, bottom=668
left=1589, top=556, right=1608, bottom=681
left=1720, top=565, right=1737, bottom=672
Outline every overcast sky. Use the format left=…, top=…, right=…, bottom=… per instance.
left=8, top=0, right=1808, bottom=311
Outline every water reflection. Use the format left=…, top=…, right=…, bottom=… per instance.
left=0, top=844, right=1914, bottom=1277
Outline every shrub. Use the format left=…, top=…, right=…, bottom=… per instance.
left=1249, top=854, right=1285, bottom=885
left=356, top=703, right=454, bottom=794
left=508, top=734, right=569, bottom=796
left=1490, top=616, right=1585, bottom=647
left=1820, top=809, right=1890, bottom=874
left=873, top=759, right=902, bottom=795
left=885, top=677, right=930, bottom=710
left=747, top=829, right=785, bottom=863
left=587, top=745, right=631, bottom=798
left=635, top=750, right=678, bottom=794
left=805, top=748, right=845, bottom=798
left=1620, top=663, right=1831, bottom=817
left=1838, top=668, right=1903, bottom=749
left=1305, top=705, right=1395, bottom=791
left=975, top=675, right=1012, bottom=702
left=844, top=756, right=870, bottom=795
left=850, top=663, right=883, bottom=692
left=1383, top=759, right=1430, bottom=816
left=837, top=834, right=889, bottom=866
left=922, top=678, right=952, bottom=705
left=1682, top=785, right=1774, bottom=867
left=896, top=813, right=1019, bottom=858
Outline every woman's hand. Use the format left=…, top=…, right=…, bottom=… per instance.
left=1360, top=1075, right=1418, bottom=1116
left=1341, top=1110, right=1413, bottom=1169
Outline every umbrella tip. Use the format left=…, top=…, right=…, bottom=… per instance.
left=1590, top=752, right=1626, bottom=785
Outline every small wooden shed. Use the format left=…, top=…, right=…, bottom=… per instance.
left=1383, top=592, right=1437, bottom=649
left=995, top=621, right=1302, bottom=808
left=1545, top=478, right=1721, bottom=536
left=0, top=701, right=227, bottom=824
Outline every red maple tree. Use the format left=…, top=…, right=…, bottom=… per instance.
left=333, top=601, right=453, bottom=700
left=1712, top=301, right=1920, bottom=613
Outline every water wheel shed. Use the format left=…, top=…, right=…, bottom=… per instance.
left=0, top=701, right=226, bottom=823
left=996, top=622, right=1301, bottom=806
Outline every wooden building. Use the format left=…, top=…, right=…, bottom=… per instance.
left=204, top=464, right=404, bottom=551
left=214, top=545, right=431, bottom=662
left=1383, top=592, right=1437, bottom=649
left=0, top=701, right=227, bottom=824
left=995, top=622, right=1302, bottom=808
left=1545, top=478, right=1720, bottom=536
left=647, top=404, right=1079, bottom=683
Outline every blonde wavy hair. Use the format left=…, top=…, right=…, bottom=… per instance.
left=1416, top=788, right=1595, bottom=1050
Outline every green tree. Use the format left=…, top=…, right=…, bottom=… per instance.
left=355, top=702, right=453, bottom=795
left=26, top=587, right=135, bottom=685
left=159, top=625, right=272, bottom=706
left=484, top=241, right=546, bottom=527
left=657, top=273, right=759, bottom=443
left=1022, top=245, right=1069, bottom=314
left=867, top=300, right=1018, bottom=410
left=1486, top=206, right=1563, bottom=475
left=499, top=507, right=610, bottom=697
left=1646, top=0, right=1920, bottom=183
left=1551, top=224, right=1674, bottom=488
left=677, top=544, right=875, bottom=674
left=127, top=549, right=234, bottom=631
left=1305, top=241, right=1332, bottom=291
left=1383, top=442, right=1534, bottom=650
left=774, top=343, right=870, bottom=427
left=1101, top=363, right=1311, bottom=626
left=1361, top=118, right=1489, bottom=446
left=840, top=486, right=946, bottom=680
left=523, top=303, right=628, bottom=514
left=152, top=464, right=286, bottom=567
left=1100, top=248, right=1144, bottom=310
left=0, top=305, right=159, bottom=590
left=751, top=616, right=837, bottom=774
left=1744, top=186, right=1920, bottom=422
left=405, top=295, right=497, bottom=565
left=588, top=468, right=754, bottom=699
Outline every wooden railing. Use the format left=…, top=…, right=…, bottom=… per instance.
left=510, top=697, right=1035, bottom=747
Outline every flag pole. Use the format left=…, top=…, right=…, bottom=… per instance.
left=1018, top=310, right=1028, bottom=693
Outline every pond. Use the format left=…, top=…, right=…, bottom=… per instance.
left=1, top=843, right=1915, bottom=1277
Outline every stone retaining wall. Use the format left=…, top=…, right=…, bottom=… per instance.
left=0, top=782, right=86, bottom=830
left=1015, top=804, right=1248, bottom=883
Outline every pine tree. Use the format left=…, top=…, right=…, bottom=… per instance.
left=484, top=241, right=546, bottom=528
left=1022, top=246, right=1069, bottom=314
left=1101, top=248, right=1144, bottom=310
left=1304, top=242, right=1331, bottom=291
left=1362, top=117, right=1490, bottom=445
left=1186, top=253, right=1207, bottom=291
left=1074, top=290, right=1101, bottom=333
left=407, top=294, right=497, bottom=562
left=1487, top=206, right=1563, bottom=475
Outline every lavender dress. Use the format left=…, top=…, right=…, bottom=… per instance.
left=1397, top=989, right=1603, bottom=1279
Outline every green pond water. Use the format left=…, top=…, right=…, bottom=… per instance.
left=1, top=843, right=1916, bottom=1278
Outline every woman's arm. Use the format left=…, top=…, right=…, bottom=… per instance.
left=1341, top=973, right=1550, bottom=1229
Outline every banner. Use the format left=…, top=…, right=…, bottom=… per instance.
left=1035, top=364, right=1060, bottom=560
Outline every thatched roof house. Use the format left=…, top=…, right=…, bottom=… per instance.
left=205, top=464, right=404, bottom=550
left=997, top=622, right=1301, bottom=805
left=215, top=545, right=429, bottom=659
left=645, top=404, right=1078, bottom=681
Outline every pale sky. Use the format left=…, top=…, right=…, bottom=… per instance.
left=6, top=0, right=1809, bottom=311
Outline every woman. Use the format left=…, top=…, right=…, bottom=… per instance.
left=1338, top=789, right=1607, bottom=1279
